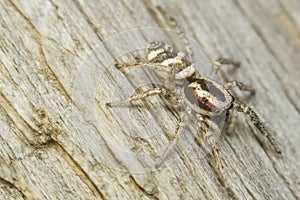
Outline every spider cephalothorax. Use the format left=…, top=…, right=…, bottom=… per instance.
left=184, top=77, right=234, bottom=116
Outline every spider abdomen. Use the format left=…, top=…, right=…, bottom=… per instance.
left=147, top=41, right=195, bottom=80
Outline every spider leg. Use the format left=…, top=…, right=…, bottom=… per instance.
left=213, top=58, right=240, bottom=69
left=197, top=116, right=231, bottom=192
left=115, top=61, right=172, bottom=73
left=156, top=6, right=193, bottom=62
left=212, top=58, right=240, bottom=82
left=224, top=80, right=256, bottom=95
left=155, top=112, right=186, bottom=168
left=212, top=142, right=229, bottom=190
left=234, top=101, right=281, bottom=154
left=106, top=87, right=178, bottom=107
left=224, top=107, right=238, bottom=135
left=115, top=60, right=146, bottom=68
left=196, top=114, right=220, bottom=151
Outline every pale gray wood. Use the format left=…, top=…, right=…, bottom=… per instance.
left=0, top=0, right=299, bottom=199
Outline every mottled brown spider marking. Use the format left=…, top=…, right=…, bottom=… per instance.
left=197, top=78, right=227, bottom=101
left=184, top=77, right=233, bottom=116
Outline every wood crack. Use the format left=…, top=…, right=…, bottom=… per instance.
left=6, top=0, right=72, bottom=103
left=129, top=175, right=159, bottom=200
left=0, top=177, right=27, bottom=199
left=54, top=144, right=106, bottom=200
left=0, top=90, right=37, bottom=144
left=71, top=0, right=105, bottom=41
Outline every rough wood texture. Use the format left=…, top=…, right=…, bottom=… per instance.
left=0, top=0, right=299, bottom=199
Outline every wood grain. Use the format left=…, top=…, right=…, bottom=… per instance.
left=0, top=0, right=299, bottom=199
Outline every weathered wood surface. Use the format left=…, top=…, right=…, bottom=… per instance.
left=0, top=0, right=299, bottom=199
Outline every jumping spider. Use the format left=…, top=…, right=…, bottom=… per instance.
left=106, top=6, right=281, bottom=193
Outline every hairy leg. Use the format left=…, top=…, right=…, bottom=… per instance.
left=212, top=58, right=240, bottom=82
left=224, top=107, right=238, bottom=135
left=156, top=6, right=193, bottom=62
left=155, top=111, right=187, bottom=168
left=234, top=101, right=281, bottom=154
left=106, top=87, right=178, bottom=107
left=197, top=116, right=232, bottom=193
left=224, top=80, right=255, bottom=95
left=115, top=60, right=172, bottom=73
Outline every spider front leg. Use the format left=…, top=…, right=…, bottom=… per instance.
left=234, top=101, right=282, bottom=154
left=212, top=142, right=230, bottom=192
left=224, top=106, right=238, bottom=135
left=106, top=87, right=178, bottom=107
left=222, top=73, right=256, bottom=135
left=197, top=116, right=232, bottom=193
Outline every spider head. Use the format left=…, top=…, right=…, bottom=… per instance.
left=183, top=77, right=233, bottom=116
